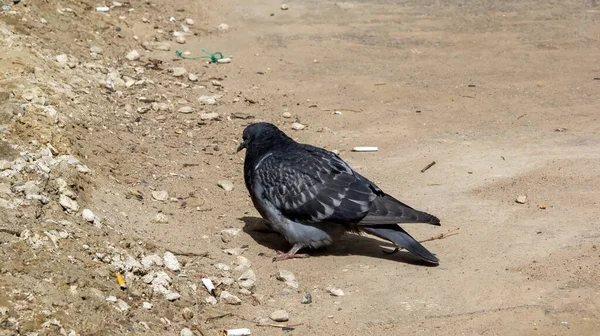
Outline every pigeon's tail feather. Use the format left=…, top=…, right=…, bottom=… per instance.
left=359, top=195, right=440, bottom=225
left=361, top=224, right=439, bottom=264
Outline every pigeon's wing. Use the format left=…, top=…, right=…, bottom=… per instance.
left=353, top=172, right=441, bottom=225
left=252, top=146, right=376, bottom=224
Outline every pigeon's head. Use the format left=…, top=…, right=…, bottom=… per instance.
left=237, top=122, right=291, bottom=153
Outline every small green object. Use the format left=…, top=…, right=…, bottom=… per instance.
left=175, top=49, right=224, bottom=63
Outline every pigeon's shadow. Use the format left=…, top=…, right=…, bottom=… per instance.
left=239, top=216, right=437, bottom=266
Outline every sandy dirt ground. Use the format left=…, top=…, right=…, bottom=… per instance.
left=1, top=0, right=600, bottom=335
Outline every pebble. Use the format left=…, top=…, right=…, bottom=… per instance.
left=302, top=291, right=312, bottom=304
left=217, top=57, right=232, bottom=64
left=116, top=299, right=130, bottom=312
left=214, top=263, right=231, bottom=271
left=217, top=23, right=230, bottom=32
left=142, top=302, right=152, bottom=309
left=220, top=291, right=241, bottom=305
left=125, top=50, right=140, bottom=61
left=276, top=270, right=298, bottom=288
left=282, top=112, right=292, bottom=118
left=153, top=213, right=169, bottom=223
left=218, top=180, right=234, bottom=192
left=270, top=310, right=289, bottom=322
left=291, top=122, right=305, bottom=130
left=56, top=54, right=69, bottom=66
left=281, top=4, right=289, bottom=10
left=90, top=46, right=103, bottom=54
left=327, top=286, right=344, bottom=296
left=188, top=73, right=199, bottom=82
left=82, top=209, right=95, bottom=222
left=165, top=292, right=181, bottom=301
left=106, top=296, right=117, bottom=302
left=198, top=95, right=222, bottom=105
left=40, top=18, right=48, bottom=24
left=181, top=307, right=194, bottom=320
left=59, top=194, right=79, bottom=212
left=200, top=112, right=220, bottom=121
left=222, top=228, right=242, bottom=236
left=175, top=36, right=186, bottom=44
left=172, top=67, right=187, bottom=77
left=185, top=18, right=194, bottom=25
left=178, top=106, right=194, bottom=114
left=205, top=296, right=218, bottom=305
left=516, top=195, right=528, bottom=204
left=237, top=268, right=256, bottom=290
left=180, top=328, right=194, bottom=336
left=223, top=247, right=245, bottom=255
left=235, top=256, right=252, bottom=270
left=163, top=251, right=181, bottom=272
left=141, top=254, right=163, bottom=268
left=152, top=190, right=169, bottom=201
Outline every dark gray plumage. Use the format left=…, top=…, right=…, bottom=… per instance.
left=237, top=122, right=441, bottom=264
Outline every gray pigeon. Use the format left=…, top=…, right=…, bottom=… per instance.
left=237, top=122, right=441, bottom=264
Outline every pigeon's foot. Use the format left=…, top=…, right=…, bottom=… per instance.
left=270, top=250, right=310, bottom=262
left=263, top=243, right=309, bottom=262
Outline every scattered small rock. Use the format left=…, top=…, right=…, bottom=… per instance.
left=238, top=268, right=256, bottom=290
left=172, top=67, right=187, bottom=77
left=200, top=112, right=220, bottom=121
left=185, top=18, right=195, bottom=25
left=302, top=291, right=312, bottom=304
left=55, top=54, right=69, bottom=66
left=198, top=95, right=222, bottom=105
left=220, top=291, right=241, bottom=305
left=188, top=73, right=199, bottom=82
left=282, top=112, right=292, bottom=118
left=163, top=251, right=181, bottom=272
left=205, top=296, right=217, bottom=305
left=175, top=36, right=186, bottom=44
left=326, top=286, right=344, bottom=296
left=153, top=213, right=169, bottom=223
left=516, top=195, right=528, bottom=204
left=90, top=46, right=103, bottom=54
left=59, top=194, right=79, bottom=212
left=276, top=270, right=298, bottom=288
left=125, top=50, right=141, bottom=61
left=82, top=209, right=95, bottom=222
left=165, top=292, right=181, bottom=301
left=281, top=4, right=289, bottom=10
left=180, top=328, right=194, bottom=336
left=181, top=307, right=194, bottom=321
left=141, top=254, right=163, bottom=268
left=142, top=302, right=152, bottom=309
left=178, top=106, right=194, bottom=114
left=218, top=180, right=234, bottom=192
left=270, top=310, right=289, bottom=322
left=217, top=23, right=230, bottom=32
left=152, top=190, right=169, bottom=201
left=116, top=299, right=130, bottom=312
left=291, top=122, right=305, bottom=130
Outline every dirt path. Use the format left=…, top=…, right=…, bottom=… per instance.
left=1, top=0, right=599, bottom=334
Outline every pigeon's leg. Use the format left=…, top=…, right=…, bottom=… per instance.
left=268, top=243, right=309, bottom=262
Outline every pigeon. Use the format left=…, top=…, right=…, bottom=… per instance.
left=237, top=122, right=441, bottom=264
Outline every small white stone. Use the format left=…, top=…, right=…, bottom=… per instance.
left=82, top=209, right=95, bottom=222
left=281, top=4, right=289, bottom=10
left=235, top=256, right=252, bottom=270
left=116, top=299, right=130, bottom=312
left=220, top=291, right=241, bottom=305
left=165, top=292, right=181, bottom=301
left=178, top=106, right=194, bottom=114
left=106, top=296, right=117, bottom=302
left=198, top=95, right=222, bottom=105
left=205, top=296, right=217, bottom=305
left=141, top=254, right=163, bottom=268
left=200, top=112, right=220, bottom=121
left=214, top=263, right=231, bottom=271
left=90, top=46, right=103, bottom=54
left=270, top=310, right=289, bottom=322
left=163, top=251, right=181, bottom=272
left=59, top=194, right=79, bottom=212
left=56, top=54, right=69, bottom=66
left=142, top=302, right=152, bottom=309
left=153, top=213, right=169, bottom=223
left=152, top=190, right=169, bottom=201
left=218, top=180, right=234, bottom=192
left=276, top=270, right=298, bottom=288
left=326, top=286, right=344, bottom=296
left=125, top=50, right=140, bottom=61
left=188, top=73, right=199, bottom=82
left=180, top=328, right=194, bottom=336
left=291, top=122, right=305, bottom=130
left=282, top=112, right=292, bottom=118
left=185, top=18, right=195, bottom=25
left=237, top=269, right=256, bottom=290
left=217, top=23, right=229, bottom=32
left=516, top=195, right=527, bottom=204
left=172, top=67, right=187, bottom=77
left=175, top=36, right=186, bottom=44
left=222, top=228, right=242, bottom=236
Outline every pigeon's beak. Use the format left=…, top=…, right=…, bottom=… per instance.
left=236, top=140, right=246, bottom=153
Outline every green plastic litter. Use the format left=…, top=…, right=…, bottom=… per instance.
left=175, top=49, right=224, bottom=63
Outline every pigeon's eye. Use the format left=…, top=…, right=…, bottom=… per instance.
left=242, top=133, right=249, bottom=140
